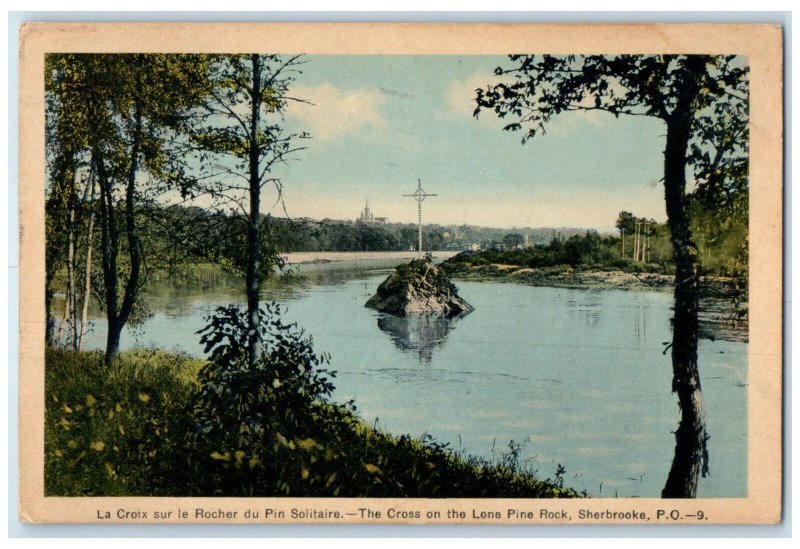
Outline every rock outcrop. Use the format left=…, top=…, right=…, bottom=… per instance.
left=365, top=257, right=474, bottom=317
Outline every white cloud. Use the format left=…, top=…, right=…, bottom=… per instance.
left=443, top=73, right=503, bottom=118
left=544, top=109, right=609, bottom=137
left=287, top=83, right=386, bottom=142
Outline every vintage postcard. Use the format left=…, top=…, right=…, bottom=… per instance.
left=18, top=22, right=783, bottom=524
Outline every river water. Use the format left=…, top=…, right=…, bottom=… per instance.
left=81, top=261, right=747, bottom=498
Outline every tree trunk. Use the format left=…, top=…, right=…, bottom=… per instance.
left=245, top=54, right=263, bottom=366
left=94, top=104, right=143, bottom=365
left=57, top=162, right=79, bottom=349
left=105, top=317, right=122, bottom=362
left=116, top=105, right=143, bottom=331
left=66, top=218, right=77, bottom=349
left=79, top=160, right=97, bottom=351
left=56, top=284, right=70, bottom=345
left=96, top=153, right=121, bottom=365
left=661, top=71, right=708, bottom=498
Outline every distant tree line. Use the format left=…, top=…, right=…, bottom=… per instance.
left=448, top=205, right=747, bottom=281
left=613, top=203, right=747, bottom=281
left=269, top=217, right=587, bottom=253
left=446, top=229, right=669, bottom=274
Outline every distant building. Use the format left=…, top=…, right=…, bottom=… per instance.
left=357, top=201, right=387, bottom=225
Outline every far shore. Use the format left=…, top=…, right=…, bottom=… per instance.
left=445, top=263, right=739, bottom=296
left=281, top=251, right=737, bottom=298
left=283, top=250, right=460, bottom=265
left=449, top=264, right=676, bottom=292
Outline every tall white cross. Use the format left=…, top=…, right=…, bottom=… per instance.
left=403, top=179, right=437, bottom=256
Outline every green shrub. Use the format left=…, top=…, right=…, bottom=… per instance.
left=187, top=303, right=338, bottom=496
left=44, top=348, right=203, bottom=496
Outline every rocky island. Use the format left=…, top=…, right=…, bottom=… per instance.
left=365, top=257, right=474, bottom=317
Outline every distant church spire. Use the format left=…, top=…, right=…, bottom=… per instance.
left=360, top=200, right=373, bottom=223
left=358, top=199, right=387, bottom=225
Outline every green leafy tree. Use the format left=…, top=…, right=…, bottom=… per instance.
left=615, top=211, right=659, bottom=262
left=399, top=227, right=419, bottom=251
left=687, top=91, right=749, bottom=306
left=503, top=233, right=525, bottom=249
left=45, top=56, right=87, bottom=349
left=186, top=54, right=310, bottom=367
left=615, top=211, right=637, bottom=235
left=476, top=54, right=748, bottom=497
left=45, top=54, right=210, bottom=363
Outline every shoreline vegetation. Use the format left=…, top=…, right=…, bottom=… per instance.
left=284, top=251, right=459, bottom=265
left=443, top=260, right=737, bottom=297
left=439, top=246, right=748, bottom=343
left=52, top=250, right=747, bottom=345
left=45, top=348, right=581, bottom=498
left=283, top=250, right=746, bottom=328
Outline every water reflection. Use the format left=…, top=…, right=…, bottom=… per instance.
left=632, top=298, right=650, bottom=343
left=376, top=314, right=456, bottom=363
left=265, top=265, right=398, bottom=300
left=566, top=291, right=603, bottom=327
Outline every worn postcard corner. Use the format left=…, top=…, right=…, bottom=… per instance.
left=18, top=21, right=783, bottom=526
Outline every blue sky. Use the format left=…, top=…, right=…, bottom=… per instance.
left=269, top=55, right=668, bottom=233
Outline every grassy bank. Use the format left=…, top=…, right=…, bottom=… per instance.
left=45, top=348, right=581, bottom=498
